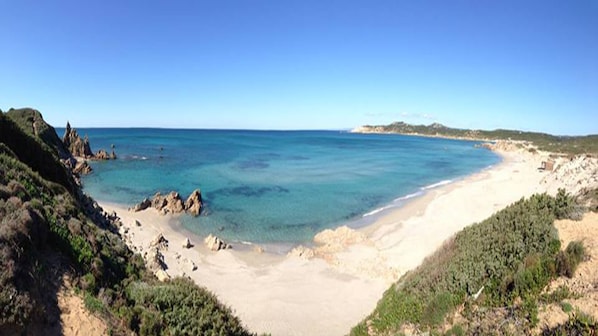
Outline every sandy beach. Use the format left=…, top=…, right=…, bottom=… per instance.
left=99, top=145, right=593, bottom=336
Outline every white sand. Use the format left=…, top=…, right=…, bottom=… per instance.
left=100, top=147, right=572, bottom=336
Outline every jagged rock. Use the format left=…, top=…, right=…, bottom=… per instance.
left=182, top=237, right=193, bottom=248
left=133, top=198, right=151, bottom=212
left=288, top=245, right=315, bottom=259
left=204, top=234, right=231, bottom=251
left=135, top=220, right=142, bottom=227
left=138, top=190, right=201, bottom=216
left=95, top=149, right=110, bottom=160
left=146, top=247, right=166, bottom=271
left=72, top=160, right=92, bottom=175
left=165, top=191, right=185, bottom=213
left=152, top=192, right=167, bottom=210
left=63, top=122, right=93, bottom=158
left=150, top=233, right=168, bottom=249
left=62, top=121, right=116, bottom=160
left=184, top=189, right=203, bottom=216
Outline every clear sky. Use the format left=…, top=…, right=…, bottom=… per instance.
left=1, top=1, right=597, bottom=134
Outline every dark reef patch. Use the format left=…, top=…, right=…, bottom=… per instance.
left=211, top=185, right=290, bottom=198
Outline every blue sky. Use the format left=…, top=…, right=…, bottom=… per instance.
left=1, top=1, right=597, bottom=134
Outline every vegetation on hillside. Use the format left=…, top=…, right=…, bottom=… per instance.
left=351, top=190, right=588, bottom=335
left=0, top=110, right=254, bottom=335
left=360, top=121, right=598, bottom=155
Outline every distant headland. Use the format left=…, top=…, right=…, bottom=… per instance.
left=352, top=121, right=598, bottom=155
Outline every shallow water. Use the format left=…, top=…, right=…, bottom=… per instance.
left=69, top=128, right=500, bottom=244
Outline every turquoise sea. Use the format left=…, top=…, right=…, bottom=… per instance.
left=66, top=129, right=500, bottom=244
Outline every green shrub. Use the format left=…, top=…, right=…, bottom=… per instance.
left=84, top=292, right=106, bottom=315
left=541, top=285, right=573, bottom=304
left=353, top=193, right=570, bottom=335
left=561, top=302, right=573, bottom=313
left=127, top=278, right=253, bottom=336
left=557, top=241, right=585, bottom=278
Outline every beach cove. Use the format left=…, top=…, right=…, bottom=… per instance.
left=96, top=143, right=572, bottom=336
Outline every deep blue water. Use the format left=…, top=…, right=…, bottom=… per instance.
left=63, top=128, right=500, bottom=244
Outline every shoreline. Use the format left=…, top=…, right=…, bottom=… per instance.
left=97, top=146, right=559, bottom=336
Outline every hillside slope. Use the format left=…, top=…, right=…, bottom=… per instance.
left=353, top=121, right=598, bottom=155
left=0, top=109, right=255, bottom=335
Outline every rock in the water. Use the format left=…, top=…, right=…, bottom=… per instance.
left=136, top=190, right=203, bottom=216
left=63, top=122, right=93, bottom=158
left=182, top=237, right=193, bottom=248
left=184, top=189, right=203, bottom=216
left=152, top=192, right=167, bottom=211
left=204, top=234, right=231, bottom=251
left=165, top=191, right=185, bottom=213
left=62, top=121, right=116, bottom=160
left=95, top=149, right=110, bottom=160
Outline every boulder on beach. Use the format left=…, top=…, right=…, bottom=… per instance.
left=150, top=233, right=168, bottom=249
left=204, top=234, right=231, bottom=251
left=182, top=237, right=193, bottom=248
left=133, top=198, right=151, bottom=212
left=314, top=225, right=366, bottom=253
left=288, top=245, right=315, bottom=259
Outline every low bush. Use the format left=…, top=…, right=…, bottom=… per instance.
left=352, top=192, right=582, bottom=335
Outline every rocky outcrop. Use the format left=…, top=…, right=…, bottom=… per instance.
left=72, top=160, right=93, bottom=175
left=62, top=121, right=116, bottom=161
left=313, top=225, right=367, bottom=254
left=132, top=198, right=151, bottom=212
left=287, top=245, right=315, bottom=259
left=541, top=155, right=598, bottom=196
left=204, top=234, right=231, bottom=251
left=185, top=190, right=203, bottom=216
left=63, top=122, right=93, bottom=158
left=132, top=189, right=203, bottom=216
